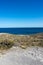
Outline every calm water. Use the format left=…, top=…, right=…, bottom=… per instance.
left=0, top=28, right=43, bottom=35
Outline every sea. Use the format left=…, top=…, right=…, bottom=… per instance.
left=0, top=28, right=43, bottom=35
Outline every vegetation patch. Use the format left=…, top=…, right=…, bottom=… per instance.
left=0, top=33, right=43, bottom=50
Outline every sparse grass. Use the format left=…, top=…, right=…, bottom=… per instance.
left=0, top=33, right=43, bottom=50
left=0, top=39, right=14, bottom=50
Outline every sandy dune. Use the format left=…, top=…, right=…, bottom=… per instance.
left=0, top=47, right=43, bottom=65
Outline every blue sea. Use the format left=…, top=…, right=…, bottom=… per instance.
left=0, top=28, right=43, bottom=35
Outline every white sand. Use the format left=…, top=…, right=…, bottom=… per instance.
left=0, top=47, right=43, bottom=65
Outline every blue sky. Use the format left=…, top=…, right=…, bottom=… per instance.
left=0, top=0, right=43, bottom=27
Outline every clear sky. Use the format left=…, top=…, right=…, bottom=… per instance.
left=0, top=0, right=43, bottom=27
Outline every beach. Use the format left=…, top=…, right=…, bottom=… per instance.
left=0, top=33, right=43, bottom=65
left=0, top=47, right=43, bottom=65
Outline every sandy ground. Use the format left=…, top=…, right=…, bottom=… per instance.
left=0, top=47, right=43, bottom=65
